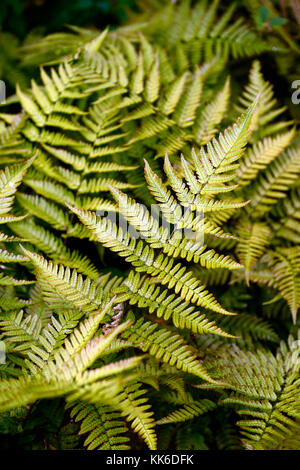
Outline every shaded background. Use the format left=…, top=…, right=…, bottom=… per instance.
left=0, top=0, right=298, bottom=121
left=0, top=0, right=137, bottom=38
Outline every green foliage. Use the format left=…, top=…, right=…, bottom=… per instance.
left=199, top=332, right=300, bottom=450
left=0, top=0, right=299, bottom=451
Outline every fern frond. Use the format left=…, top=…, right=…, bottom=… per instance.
left=200, top=334, right=300, bottom=450
left=0, top=310, right=43, bottom=354
left=268, top=247, right=300, bottom=324
left=249, top=147, right=300, bottom=214
left=115, top=271, right=234, bottom=338
left=109, top=185, right=242, bottom=269
left=9, top=219, right=99, bottom=279
left=112, top=382, right=157, bottom=450
left=16, top=193, right=71, bottom=230
left=0, top=157, right=35, bottom=218
left=67, top=205, right=235, bottom=316
left=23, top=178, right=75, bottom=206
left=0, top=249, right=28, bottom=263
left=0, top=319, right=138, bottom=412
left=236, top=222, right=271, bottom=284
left=122, top=315, right=218, bottom=383
left=194, top=77, right=230, bottom=145
left=271, top=189, right=300, bottom=243
left=69, top=402, right=130, bottom=450
left=236, top=128, right=296, bottom=186
left=156, top=399, right=216, bottom=424
left=168, top=100, right=257, bottom=199
left=19, top=247, right=104, bottom=312
left=235, top=60, right=287, bottom=136
left=0, top=274, right=34, bottom=286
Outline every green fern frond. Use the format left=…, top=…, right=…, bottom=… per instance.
left=268, top=247, right=300, bottom=324
left=115, top=271, right=234, bottom=338
left=0, top=318, right=139, bottom=412
left=236, top=128, right=296, bottom=186
left=249, top=147, right=300, bottom=214
left=200, top=334, right=300, bottom=450
left=69, top=402, right=130, bottom=450
left=112, top=382, right=157, bottom=450
left=68, top=205, right=235, bottom=316
left=236, top=222, right=271, bottom=284
left=16, top=193, right=71, bottom=231
left=0, top=274, right=34, bottom=286
left=235, top=60, right=288, bottom=137
left=271, top=189, right=300, bottom=243
left=0, top=249, right=29, bottom=263
left=0, top=157, right=35, bottom=220
left=121, top=315, right=218, bottom=383
left=19, top=247, right=105, bottom=313
left=0, top=6, right=299, bottom=450
left=156, top=399, right=216, bottom=424
left=109, top=185, right=242, bottom=269
left=194, top=77, right=230, bottom=145
left=9, top=219, right=99, bottom=279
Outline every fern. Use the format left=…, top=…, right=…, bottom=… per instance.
left=0, top=3, right=299, bottom=450
left=156, top=399, right=216, bottom=425
left=199, top=332, right=300, bottom=450
left=69, top=402, right=131, bottom=450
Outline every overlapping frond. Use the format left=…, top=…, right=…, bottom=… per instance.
left=200, top=333, right=300, bottom=450
left=69, top=402, right=130, bottom=450
left=236, top=221, right=271, bottom=284
left=19, top=247, right=108, bottom=313
left=268, top=247, right=300, bottom=324
left=0, top=7, right=299, bottom=451
left=0, top=157, right=35, bottom=223
left=156, top=399, right=216, bottom=425
left=249, top=147, right=300, bottom=214
left=121, top=315, right=217, bottom=383
left=235, top=60, right=289, bottom=137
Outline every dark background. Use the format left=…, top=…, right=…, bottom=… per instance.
left=0, top=1, right=298, bottom=121
left=0, top=0, right=137, bottom=38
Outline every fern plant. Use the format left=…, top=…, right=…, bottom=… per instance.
left=0, top=1, right=299, bottom=451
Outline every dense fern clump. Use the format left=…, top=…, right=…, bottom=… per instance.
left=0, top=0, right=299, bottom=451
